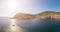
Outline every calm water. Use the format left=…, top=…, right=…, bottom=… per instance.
left=0, top=17, right=60, bottom=32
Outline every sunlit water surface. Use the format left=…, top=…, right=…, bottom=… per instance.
left=0, top=17, right=60, bottom=32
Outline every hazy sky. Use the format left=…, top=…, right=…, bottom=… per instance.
left=0, top=0, right=60, bottom=17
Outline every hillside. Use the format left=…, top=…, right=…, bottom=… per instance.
left=36, top=11, right=60, bottom=20
left=12, top=13, right=36, bottom=20
left=11, top=11, right=60, bottom=20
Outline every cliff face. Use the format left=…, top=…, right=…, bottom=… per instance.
left=12, top=11, right=60, bottom=20
left=36, top=11, right=60, bottom=20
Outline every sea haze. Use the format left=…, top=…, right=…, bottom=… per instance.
left=0, top=17, right=60, bottom=32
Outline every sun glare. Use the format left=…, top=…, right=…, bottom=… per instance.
left=8, top=2, right=18, bottom=9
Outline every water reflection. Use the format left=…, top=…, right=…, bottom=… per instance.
left=7, top=19, right=25, bottom=32
left=0, top=17, right=60, bottom=32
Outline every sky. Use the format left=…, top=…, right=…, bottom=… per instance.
left=0, top=0, right=60, bottom=17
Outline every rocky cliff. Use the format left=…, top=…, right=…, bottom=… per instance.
left=12, top=13, right=36, bottom=20
left=11, top=11, right=60, bottom=20
left=36, top=11, right=60, bottom=20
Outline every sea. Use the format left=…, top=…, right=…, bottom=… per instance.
left=0, top=17, right=60, bottom=32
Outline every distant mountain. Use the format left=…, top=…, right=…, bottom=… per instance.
left=11, top=11, right=60, bottom=20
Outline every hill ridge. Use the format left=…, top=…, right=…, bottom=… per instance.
left=11, top=11, right=60, bottom=20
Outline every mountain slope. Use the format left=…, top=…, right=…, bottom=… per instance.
left=12, top=13, right=36, bottom=20
left=36, top=11, right=60, bottom=20
left=11, top=11, right=60, bottom=20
